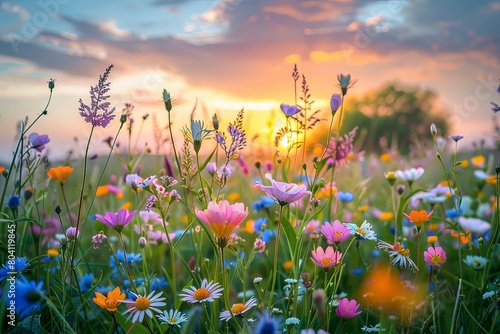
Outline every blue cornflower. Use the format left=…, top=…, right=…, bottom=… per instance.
left=254, top=310, right=281, bottom=334
left=253, top=217, right=268, bottom=234
left=110, top=250, right=142, bottom=269
left=151, top=276, right=168, bottom=291
left=261, top=229, right=276, bottom=243
left=79, top=273, right=94, bottom=292
left=0, top=257, right=30, bottom=281
left=337, top=191, right=354, bottom=203
left=7, top=194, right=21, bottom=209
left=10, top=277, right=45, bottom=319
left=253, top=196, right=275, bottom=212
left=445, top=208, right=463, bottom=218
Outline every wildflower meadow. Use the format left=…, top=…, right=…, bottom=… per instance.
left=1, top=64, right=499, bottom=334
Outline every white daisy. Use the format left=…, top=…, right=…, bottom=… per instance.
left=156, top=309, right=188, bottom=327
left=347, top=220, right=377, bottom=240
left=121, top=290, right=166, bottom=323
left=395, top=167, right=424, bottom=182
left=376, top=239, right=418, bottom=272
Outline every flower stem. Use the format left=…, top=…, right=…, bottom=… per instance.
left=268, top=204, right=285, bottom=309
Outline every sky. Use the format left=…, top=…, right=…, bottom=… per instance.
left=0, top=0, right=499, bottom=162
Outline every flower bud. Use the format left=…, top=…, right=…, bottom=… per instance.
left=427, top=236, right=438, bottom=245
left=48, top=79, right=55, bottom=90
left=162, top=89, right=172, bottom=112
left=54, top=205, right=62, bottom=214
left=138, top=237, right=147, bottom=249
left=206, top=162, right=217, bottom=176
left=66, top=227, right=80, bottom=241
left=396, top=184, right=405, bottom=195
left=330, top=93, right=342, bottom=114
left=384, top=171, right=397, bottom=186
left=430, top=123, right=437, bottom=136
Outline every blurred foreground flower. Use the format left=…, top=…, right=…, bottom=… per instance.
left=157, top=309, right=188, bottom=327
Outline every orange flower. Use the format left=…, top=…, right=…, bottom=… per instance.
left=0, top=166, right=4, bottom=173
left=95, top=185, right=110, bottom=197
left=403, top=210, right=433, bottom=228
left=47, top=166, right=74, bottom=184
left=93, top=287, right=125, bottom=312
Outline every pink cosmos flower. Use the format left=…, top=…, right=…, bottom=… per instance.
left=335, top=298, right=362, bottom=319
left=424, top=246, right=447, bottom=267
left=95, top=209, right=137, bottom=233
left=321, top=220, right=351, bottom=244
left=254, top=173, right=309, bottom=206
left=195, top=200, right=248, bottom=247
left=310, top=246, right=342, bottom=271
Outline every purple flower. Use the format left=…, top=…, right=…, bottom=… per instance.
left=326, top=126, right=360, bottom=167
left=449, top=135, right=464, bottom=142
left=66, top=227, right=80, bottom=240
left=78, top=65, right=116, bottom=128
left=28, top=133, right=50, bottom=152
left=330, top=94, right=342, bottom=113
left=280, top=103, right=301, bottom=117
left=95, top=209, right=137, bottom=233
left=255, top=173, right=309, bottom=206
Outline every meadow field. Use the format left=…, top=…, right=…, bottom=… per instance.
left=0, top=65, right=499, bottom=334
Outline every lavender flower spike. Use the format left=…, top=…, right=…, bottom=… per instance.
left=79, top=64, right=116, bottom=127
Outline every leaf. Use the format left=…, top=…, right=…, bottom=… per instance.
left=280, top=213, right=297, bottom=256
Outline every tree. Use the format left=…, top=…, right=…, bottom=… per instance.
left=339, top=83, right=450, bottom=155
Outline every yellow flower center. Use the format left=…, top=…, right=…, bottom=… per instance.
left=393, top=244, right=410, bottom=257
left=356, top=227, right=365, bottom=236
left=193, top=288, right=210, bottom=300
left=320, top=258, right=333, bottom=266
left=333, top=231, right=344, bottom=237
left=430, top=254, right=444, bottom=265
left=105, top=298, right=120, bottom=311
left=167, top=317, right=178, bottom=323
left=134, top=296, right=150, bottom=311
left=231, top=303, right=247, bottom=314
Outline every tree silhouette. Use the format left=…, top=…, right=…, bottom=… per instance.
left=339, top=83, right=450, bottom=155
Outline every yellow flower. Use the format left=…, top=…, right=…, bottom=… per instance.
left=486, top=175, right=497, bottom=185
left=427, top=236, right=438, bottom=245
left=228, top=192, right=240, bottom=201
left=47, top=166, right=74, bottom=184
left=471, top=155, right=485, bottom=168
left=93, top=287, right=125, bottom=312
left=240, top=220, right=255, bottom=234
left=357, top=205, right=368, bottom=212
left=459, top=160, right=469, bottom=168
left=379, top=153, right=392, bottom=162
left=47, top=248, right=59, bottom=259
left=282, top=260, right=293, bottom=271
left=378, top=212, right=394, bottom=221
